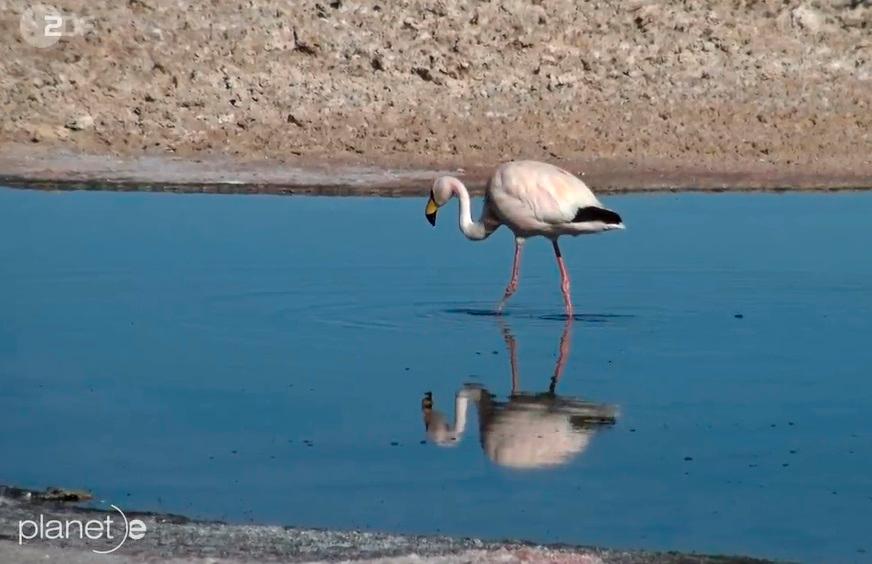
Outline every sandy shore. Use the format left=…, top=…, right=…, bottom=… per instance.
left=1, top=1, right=871, bottom=193
left=1, top=144, right=871, bottom=196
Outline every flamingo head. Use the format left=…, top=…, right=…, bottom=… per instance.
left=425, top=177, right=455, bottom=226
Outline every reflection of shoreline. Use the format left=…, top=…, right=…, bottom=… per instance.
left=423, top=318, right=617, bottom=469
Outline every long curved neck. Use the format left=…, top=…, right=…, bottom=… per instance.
left=451, top=392, right=472, bottom=438
left=424, top=391, right=475, bottom=445
left=448, top=178, right=488, bottom=241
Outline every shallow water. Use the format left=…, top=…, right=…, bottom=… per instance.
left=1, top=187, right=871, bottom=561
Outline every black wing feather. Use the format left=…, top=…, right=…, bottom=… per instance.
left=572, top=206, right=622, bottom=225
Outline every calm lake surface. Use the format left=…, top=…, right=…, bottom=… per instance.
left=2, top=187, right=871, bottom=562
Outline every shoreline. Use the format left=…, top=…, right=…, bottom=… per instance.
left=2, top=1, right=870, bottom=197
left=1, top=146, right=871, bottom=197
left=0, top=486, right=771, bottom=563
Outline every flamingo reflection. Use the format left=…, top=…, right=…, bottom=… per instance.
left=422, top=319, right=617, bottom=469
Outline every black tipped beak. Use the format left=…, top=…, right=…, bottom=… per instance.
left=425, top=196, right=439, bottom=226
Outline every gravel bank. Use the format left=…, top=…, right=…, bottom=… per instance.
left=1, top=1, right=871, bottom=191
left=0, top=494, right=772, bottom=563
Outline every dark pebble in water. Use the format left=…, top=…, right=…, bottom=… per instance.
left=788, top=421, right=794, bottom=426
left=683, top=456, right=693, bottom=461
left=782, top=463, right=789, bottom=467
left=749, top=464, right=758, bottom=468
left=734, top=313, right=744, bottom=319
left=404, top=367, right=410, bottom=371
left=390, top=441, right=399, bottom=446
left=629, top=428, right=636, bottom=433
left=475, top=352, right=481, bottom=355
left=789, top=450, right=797, bottom=454
left=208, top=456, right=214, bottom=460
left=770, top=424, right=777, bottom=428
left=231, top=450, right=238, bottom=454
left=420, top=440, right=426, bottom=445
left=491, top=350, right=498, bottom=355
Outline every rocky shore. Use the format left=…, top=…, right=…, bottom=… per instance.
left=1, top=1, right=871, bottom=191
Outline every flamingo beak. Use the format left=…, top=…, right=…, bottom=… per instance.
left=425, top=196, right=439, bottom=226
left=422, top=392, right=434, bottom=431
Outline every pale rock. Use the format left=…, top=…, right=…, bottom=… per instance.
left=791, top=5, right=825, bottom=33
left=65, top=114, right=94, bottom=131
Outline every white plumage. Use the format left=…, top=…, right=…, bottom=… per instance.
left=425, top=160, right=624, bottom=315
left=422, top=321, right=617, bottom=469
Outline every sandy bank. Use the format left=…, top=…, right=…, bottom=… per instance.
left=1, top=145, right=870, bottom=196
left=1, top=1, right=871, bottom=193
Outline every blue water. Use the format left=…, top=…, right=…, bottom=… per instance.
left=1, top=187, right=871, bottom=562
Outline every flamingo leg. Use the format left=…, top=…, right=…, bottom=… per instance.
left=552, top=240, right=574, bottom=318
left=549, top=317, right=573, bottom=394
left=497, top=238, right=524, bottom=313
left=499, top=320, right=521, bottom=394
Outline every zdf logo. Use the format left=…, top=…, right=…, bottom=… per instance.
left=19, top=3, right=93, bottom=48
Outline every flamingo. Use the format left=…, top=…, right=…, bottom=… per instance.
left=425, top=160, right=624, bottom=315
left=422, top=319, right=617, bottom=469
